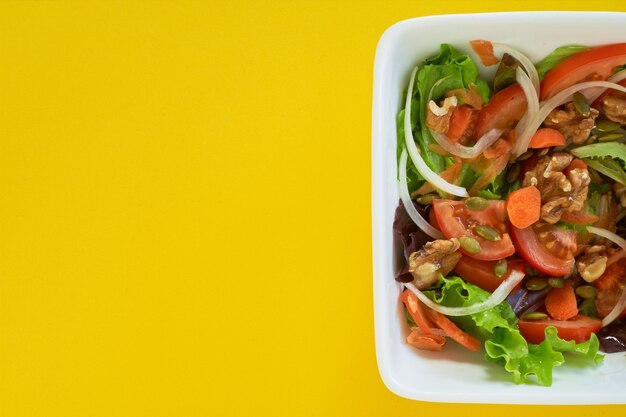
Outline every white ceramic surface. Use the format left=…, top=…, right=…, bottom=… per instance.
left=372, top=11, right=626, bottom=404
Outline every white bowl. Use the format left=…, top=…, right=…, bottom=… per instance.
left=372, top=11, right=626, bottom=404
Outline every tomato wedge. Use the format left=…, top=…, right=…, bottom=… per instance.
left=432, top=199, right=515, bottom=261
left=518, top=314, right=602, bottom=344
left=541, top=43, right=626, bottom=100
left=474, top=83, right=526, bottom=139
left=509, top=225, right=574, bottom=276
left=454, top=255, right=525, bottom=293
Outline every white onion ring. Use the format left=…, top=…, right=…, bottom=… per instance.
left=425, top=75, right=503, bottom=159
left=429, top=128, right=502, bottom=159
left=586, top=226, right=626, bottom=327
left=493, top=43, right=540, bottom=95
left=404, top=270, right=525, bottom=316
left=403, top=67, right=469, bottom=197
left=584, top=68, right=626, bottom=103
left=513, top=67, right=540, bottom=156
left=398, top=149, right=444, bottom=239
left=513, top=81, right=626, bottom=157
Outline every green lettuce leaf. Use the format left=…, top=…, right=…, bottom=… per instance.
left=535, top=45, right=591, bottom=79
left=413, top=44, right=490, bottom=173
left=570, top=142, right=626, bottom=185
left=425, top=276, right=604, bottom=386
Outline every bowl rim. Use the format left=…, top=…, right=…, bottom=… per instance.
left=372, top=10, right=626, bottom=404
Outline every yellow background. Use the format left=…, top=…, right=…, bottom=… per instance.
left=1, top=1, right=624, bottom=415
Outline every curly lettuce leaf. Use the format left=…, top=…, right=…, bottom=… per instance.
left=425, top=276, right=604, bottom=386
left=535, top=45, right=591, bottom=79
left=571, top=142, right=626, bottom=185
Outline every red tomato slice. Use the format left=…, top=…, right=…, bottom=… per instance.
left=474, top=84, right=526, bottom=139
left=509, top=225, right=574, bottom=277
left=518, top=314, right=602, bottom=344
left=454, top=255, right=525, bottom=293
left=541, top=43, right=626, bottom=100
left=431, top=199, right=515, bottom=261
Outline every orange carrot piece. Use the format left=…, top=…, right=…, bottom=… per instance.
left=506, top=186, right=541, bottom=229
left=528, top=128, right=566, bottom=149
left=425, top=308, right=482, bottom=351
left=401, top=290, right=436, bottom=336
left=470, top=40, right=499, bottom=66
left=545, top=281, right=578, bottom=321
left=564, top=158, right=588, bottom=175
left=560, top=210, right=599, bottom=225
left=406, top=327, right=446, bottom=351
left=447, top=106, right=475, bottom=142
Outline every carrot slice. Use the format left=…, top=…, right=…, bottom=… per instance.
left=401, top=290, right=436, bottom=336
left=415, top=158, right=462, bottom=195
left=506, top=186, right=541, bottom=228
left=424, top=308, right=482, bottom=351
left=545, top=281, right=578, bottom=321
left=406, top=327, right=446, bottom=351
left=528, top=128, right=566, bottom=149
left=447, top=106, right=475, bottom=142
left=560, top=210, right=599, bottom=225
left=564, top=158, right=588, bottom=174
left=470, top=40, right=499, bottom=66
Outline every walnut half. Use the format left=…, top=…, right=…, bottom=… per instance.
left=577, top=245, right=608, bottom=283
left=408, top=238, right=462, bottom=289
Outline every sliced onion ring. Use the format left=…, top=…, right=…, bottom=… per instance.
left=587, top=226, right=626, bottom=327
left=583, top=68, right=626, bottom=103
left=398, top=149, right=444, bottom=240
left=403, top=67, right=469, bottom=197
left=425, top=76, right=503, bottom=159
left=493, top=43, right=540, bottom=95
left=512, top=67, right=540, bottom=156
left=513, top=81, right=626, bottom=157
left=429, top=128, right=502, bottom=159
left=404, top=270, right=525, bottom=316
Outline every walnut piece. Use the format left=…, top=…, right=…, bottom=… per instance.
left=543, top=102, right=599, bottom=144
left=603, top=95, right=626, bottom=125
left=408, top=238, right=462, bottom=289
left=577, top=245, right=608, bottom=283
left=523, top=153, right=591, bottom=224
left=425, top=96, right=458, bottom=133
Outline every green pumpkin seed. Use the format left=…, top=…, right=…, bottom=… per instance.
left=598, top=132, right=625, bottom=142
left=474, top=224, right=501, bottom=241
left=538, top=147, right=550, bottom=156
left=573, top=92, right=590, bottom=117
left=416, top=193, right=436, bottom=205
left=585, top=135, right=598, bottom=145
left=548, top=277, right=564, bottom=288
left=575, top=285, right=597, bottom=299
left=526, top=277, right=548, bottom=291
left=506, top=163, right=521, bottom=183
left=460, top=236, right=481, bottom=254
left=523, top=312, right=548, bottom=320
left=494, top=259, right=508, bottom=278
left=465, top=197, right=489, bottom=211
left=588, top=167, right=603, bottom=184
left=596, top=119, right=621, bottom=133
left=516, top=150, right=534, bottom=161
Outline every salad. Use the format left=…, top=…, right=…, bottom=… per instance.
left=394, top=41, right=626, bottom=386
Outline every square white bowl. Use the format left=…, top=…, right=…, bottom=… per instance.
left=372, top=11, right=626, bottom=404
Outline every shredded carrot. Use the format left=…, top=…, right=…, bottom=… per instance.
left=415, top=158, right=462, bottom=195
left=446, top=106, right=475, bottom=142
left=470, top=40, right=499, bottom=66
left=545, top=281, right=578, bottom=321
left=406, top=327, right=446, bottom=351
left=483, top=138, right=512, bottom=159
left=401, top=290, right=435, bottom=335
left=528, top=128, right=566, bottom=149
left=506, top=186, right=541, bottom=229
left=564, top=158, right=588, bottom=175
left=560, top=210, right=599, bottom=225
left=425, top=308, right=481, bottom=351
